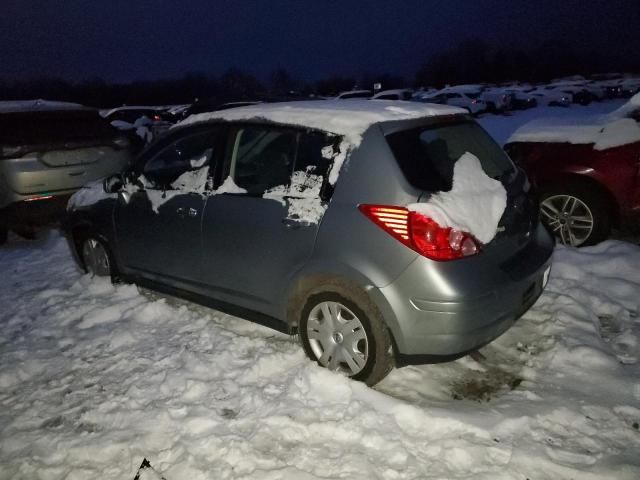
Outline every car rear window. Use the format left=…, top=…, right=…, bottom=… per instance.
left=0, top=110, right=117, bottom=146
left=385, top=120, right=514, bottom=192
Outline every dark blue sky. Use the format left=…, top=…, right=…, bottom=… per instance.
left=1, top=0, right=638, bottom=83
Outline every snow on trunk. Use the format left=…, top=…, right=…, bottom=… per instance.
left=408, top=152, right=507, bottom=244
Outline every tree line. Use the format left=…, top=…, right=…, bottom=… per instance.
left=1, top=39, right=637, bottom=108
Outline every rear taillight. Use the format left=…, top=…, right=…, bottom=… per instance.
left=359, top=204, right=481, bottom=261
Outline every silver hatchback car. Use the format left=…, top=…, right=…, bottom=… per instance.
left=64, top=101, right=553, bottom=385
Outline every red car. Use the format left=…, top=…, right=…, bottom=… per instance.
left=504, top=97, right=640, bottom=246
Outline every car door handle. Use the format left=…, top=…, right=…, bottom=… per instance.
left=177, top=207, right=198, bottom=218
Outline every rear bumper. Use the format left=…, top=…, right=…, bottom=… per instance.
left=370, top=224, right=554, bottom=359
left=0, top=194, right=72, bottom=228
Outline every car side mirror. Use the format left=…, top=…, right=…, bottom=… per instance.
left=103, top=173, right=124, bottom=193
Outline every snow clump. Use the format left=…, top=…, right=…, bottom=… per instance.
left=408, top=152, right=507, bottom=244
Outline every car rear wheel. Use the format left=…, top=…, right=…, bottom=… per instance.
left=299, top=292, right=394, bottom=386
left=539, top=185, right=610, bottom=247
left=81, top=237, right=113, bottom=277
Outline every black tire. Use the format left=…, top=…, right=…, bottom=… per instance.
left=0, top=226, right=7, bottom=246
left=78, top=235, right=116, bottom=279
left=539, top=183, right=611, bottom=247
left=299, top=290, right=394, bottom=386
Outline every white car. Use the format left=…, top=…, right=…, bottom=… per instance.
left=439, top=89, right=487, bottom=114
left=479, top=87, right=512, bottom=112
left=525, top=88, right=571, bottom=107
left=371, top=89, right=414, bottom=101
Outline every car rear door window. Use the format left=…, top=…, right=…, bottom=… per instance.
left=291, top=131, right=339, bottom=199
left=229, top=127, right=297, bottom=195
left=142, top=129, right=216, bottom=189
left=386, top=121, right=514, bottom=192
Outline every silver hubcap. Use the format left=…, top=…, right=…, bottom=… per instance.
left=540, top=195, right=594, bottom=246
left=306, top=301, right=368, bottom=376
left=82, top=239, right=110, bottom=276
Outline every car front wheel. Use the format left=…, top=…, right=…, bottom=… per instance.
left=539, top=185, right=610, bottom=247
left=299, top=292, right=394, bottom=386
left=80, top=236, right=113, bottom=277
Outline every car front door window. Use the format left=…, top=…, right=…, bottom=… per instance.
left=142, top=131, right=215, bottom=191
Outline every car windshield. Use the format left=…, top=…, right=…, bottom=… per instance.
left=0, top=110, right=117, bottom=146
left=386, top=120, right=514, bottom=192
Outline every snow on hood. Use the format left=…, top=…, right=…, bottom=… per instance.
left=67, top=180, right=116, bottom=210
left=177, top=100, right=465, bottom=147
left=508, top=97, right=640, bottom=150
left=407, top=153, right=507, bottom=244
left=608, top=91, right=640, bottom=119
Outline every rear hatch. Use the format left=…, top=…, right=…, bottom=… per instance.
left=0, top=109, right=122, bottom=165
left=384, top=118, right=537, bottom=261
left=0, top=109, right=130, bottom=195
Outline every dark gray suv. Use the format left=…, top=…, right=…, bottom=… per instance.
left=64, top=101, right=553, bottom=385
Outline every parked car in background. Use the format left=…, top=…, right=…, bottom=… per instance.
left=371, top=89, right=414, bottom=101
left=503, top=88, right=538, bottom=109
left=101, top=105, right=175, bottom=146
left=414, top=92, right=448, bottom=106
left=525, top=87, right=571, bottom=107
left=543, top=84, right=593, bottom=105
left=335, top=90, right=373, bottom=100
left=479, top=87, right=513, bottom=112
left=0, top=100, right=132, bottom=243
left=64, top=100, right=552, bottom=385
left=423, top=87, right=487, bottom=114
left=505, top=93, right=640, bottom=246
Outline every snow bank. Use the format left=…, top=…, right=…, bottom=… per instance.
left=407, top=153, right=507, bottom=244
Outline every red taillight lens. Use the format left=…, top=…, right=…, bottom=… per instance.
left=358, top=205, right=411, bottom=245
left=359, top=204, right=480, bottom=261
left=152, top=114, right=162, bottom=121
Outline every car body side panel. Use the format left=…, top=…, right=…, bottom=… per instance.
left=506, top=140, right=640, bottom=217
left=114, top=191, right=207, bottom=283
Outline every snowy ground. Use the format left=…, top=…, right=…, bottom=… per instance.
left=1, top=100, right=640, bottom=480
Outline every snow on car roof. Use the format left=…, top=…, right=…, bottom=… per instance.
left=440, top=84, right=484, bottom=93
left=0, top=99, right=88, bottom=114
left=178, top=100, right=465, bottom=146
left=507, top=104, right=640, bottom=151
left=100, top=105, right=170, bottom=118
